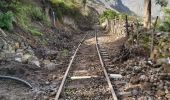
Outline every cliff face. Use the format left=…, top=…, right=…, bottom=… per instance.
left=91, top=0, right=170, bottom=18
left=95, top=0, right=133, bottom=14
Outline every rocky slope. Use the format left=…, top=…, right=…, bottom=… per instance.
left=90, top=0, right=170, bottom=18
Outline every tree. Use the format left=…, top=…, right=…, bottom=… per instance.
left=143, top=0, right=151, bottom=29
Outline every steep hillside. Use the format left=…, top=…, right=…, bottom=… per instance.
left=89, top=0, right=133, bottom=14
left=90, top=0, right=170, bottom=18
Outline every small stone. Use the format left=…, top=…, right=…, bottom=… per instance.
left=45, top=81, right=50, bottom=85
left=165, top=93, right=170, bottom=99
left=22, top=54, right=32, bottom=62
left=164, top=86, right=168, bottom=90
left=158, top=83, right=164, bottom=90
left=133, top=66, right=142, bottom=73
left=140, top=75, right=147, bottom=81
left=43, top=96, right=48, bottom=100
left=156, top=90, right=166, bottom=97
left=15, top=57, right=22, bottom=62
left=165, top=89, right=169, bottom=94
left=141, top=82, right=151, bottom=90
left=52, top=75, right=57, bottom=79
left=15, top=42, right=20, bottom=49
left=50, top=92, right=56, bottom=96
left=132, top=89, right=138, bottom=96
left=130, top=76, right=140, bottom=84
left=157, top=97, right=162, bottom=100
left=43, top=60, right=57, bottom=70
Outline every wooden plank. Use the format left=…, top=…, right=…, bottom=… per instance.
left=104, top=59, right=110, bottom=62
left=107, top=65, right=115, bottom=67
left=110, top=74, right=123, bottom=79
left=70, top=76, right=98, bottom=80
left=95, top=31, right=118, bottom=100
left=55, top=34, right=87, bottom=100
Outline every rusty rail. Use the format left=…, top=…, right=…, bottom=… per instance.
left=95, top=30, right=118, bottom=100
left=54, top=34, right=87, bottom=100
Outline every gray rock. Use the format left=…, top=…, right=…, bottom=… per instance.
left=22, top=53, right=32, bottom=62
left=132, top=89, right=138, bottom=96
left=0, top=38, right=6, bottom=50
left=158, top=82, right=164, bottom=90
left=43, top=60, right=58, bottom=70
left=140, top=75, right=147, bottom=81
left=133, top=66, right=142, bottom=73
left=156, top=90, right=166, bottom=97
left=28, top=56, right=40, bottom=67
left=15, top=57, right=22, bottom=62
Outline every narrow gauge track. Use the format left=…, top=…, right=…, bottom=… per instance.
left=55, top=31, right=118, bottom=100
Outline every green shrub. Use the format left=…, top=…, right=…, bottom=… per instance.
left=30, top=7, right=45, bottom=21
left=29, top=28, right=43, bottom=36
left=159, top=7, right=170, bottom=32
left=0, top=11, right=13, bottom=30
left=50, top=0, right=81, bottom=20
left=99, top=10, right=119, bottom=23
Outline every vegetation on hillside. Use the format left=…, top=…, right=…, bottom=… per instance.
left=99, top=10, right=119, bottom=23
left=0, top=0, right=50, bottom=36
left=49, top=0, right=82, bottom=20
left=159, top=7, right=170, bottom=32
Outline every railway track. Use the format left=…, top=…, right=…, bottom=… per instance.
left=54, top=30, right=118, bottom=100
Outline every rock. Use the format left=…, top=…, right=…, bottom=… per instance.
left=50, top=91, right=56, bottom=96
left=43, top=60, right=58, bottom=70
left=26, top=46, right=34, bottom=55
left=163, top=63, right=170, bottom=73
left=52, top=75, right=57, bottom=79
left=118, top=92, right=132, bottom=97
left=45, top=50, right=58, bottom=55
left=45, top=81, right=50, bottom=85
left=165, top=89, right=169, bottom=94
left=132, top=89, right=138, bottom=96
left=42, top=96, right=48, bottom=100
left=141, top=82, right=152, bottom=90
left=158, top=82, right=164, bottom=90
left=156, top=32, right=163, bottom=36
left=138, top=96, right=148, bottom=100
left=14, top=42, right=20, bottom=50
left=30, top=60, right=40, bottom=67
left=22, top=54, right=32, bottom=62
left=140, top=75, right=148, bottom=81
left=15, top=51, right=23, bottom=62
left=165, top=93, right=170, bottom=99
left=29, top=56, right=40, bottom=67
left=156, top=90, right=166, bottom=97
left=15, top=57, right=22, bottom=62
left=148, top=97, right=154, bottom=100
left=133, top=66, right=142, bottom=73
left=0, top=28, right=7, bottom=37
left=0, top=38, right=6, bottom=50
left=130, top=76, right=140, bottom=84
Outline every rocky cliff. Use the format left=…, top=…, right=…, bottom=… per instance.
left=90, top=0, right=170, bottom=18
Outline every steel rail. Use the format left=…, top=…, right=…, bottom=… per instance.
left=55, top=34, right=87, bottom=100
left=95, top=30, right=118, bottom=100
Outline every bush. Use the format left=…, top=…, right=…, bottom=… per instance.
left=29, top=28, right=43, bottom=36
left=159, top=7, right=170, bottom=32
left=30, top=7, right=46, bottom=21
left=99, top=10, right=119, bottom=23
left=0, top=11, right=13, bottom=30
left=50, top=0, right=81, bottom=20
